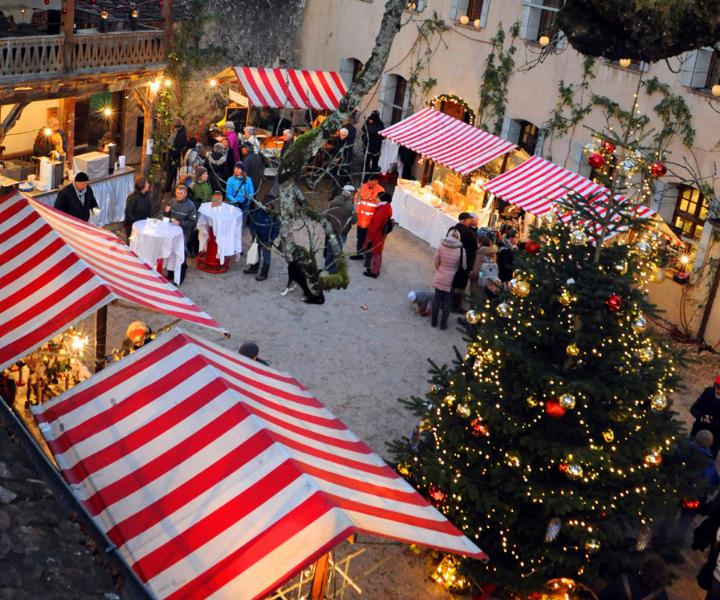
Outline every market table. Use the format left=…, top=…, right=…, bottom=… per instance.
left=27, top=167, right=135, bottom=226
left=196, top=202, right=243, bottom=273
left=391, top=183, right=460, bottom=249
left=129, top=219, right=185, bottom=285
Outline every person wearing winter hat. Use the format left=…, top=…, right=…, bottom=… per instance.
left=240, top=141, right=263, bottom=194
left=408, top=290, right=433, bottom=316
left=238, top=341, right=268, bottom=365
left=205, top=141, right=233, bottom=193
left=54, top=171, right=99, bottom=221
left=190, top=165, right=212, bottom=206
left=691, top=375, right=720, bottom=453
left=323, top=184, right=356, bottom=274
left=225, top=161, right=254, bottom=211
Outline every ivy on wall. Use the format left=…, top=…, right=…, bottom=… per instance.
left=477, top=21, right=519, bottom=135
left=406, top=12, right=449, bottom=112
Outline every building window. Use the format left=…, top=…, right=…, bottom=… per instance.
left=681, top=48, right=720, bottom=90
left=450, top=0, right=490, bottom=27
left=520, top=0, right=562, bottom=42
left=379, top=74, right=409, bottom=125
left=339, top=58, right=363, bottom=87
left=517, top=121, right=538, bottom=155
left=672, top=185, right=708, bottom=241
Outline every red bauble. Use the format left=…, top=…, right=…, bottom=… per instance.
left=587, top=152, right=605, bottom=169
left=682, top=498, right=701, bottom=511
left=602, top=141, right=616, bottom=154
left=545, top=399, right=566, bottom=418
left=604, top=293, right=622, bottom=312
left=525, top=240, right=541, bottom=255
left=428, top=485, right=447, bottom=503
left=471, top=418, right=490, bottom=436
left=650, top=161, right=667, bottom=177
left=558, top=462, right=569, bottom=473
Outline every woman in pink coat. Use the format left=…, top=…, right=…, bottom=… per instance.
left=431, top=229, right=466, bottom=329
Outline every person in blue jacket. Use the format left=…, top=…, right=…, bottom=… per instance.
left=225, top=161, right=255, bottom=211
left=243, top=194, right=280, bottom=281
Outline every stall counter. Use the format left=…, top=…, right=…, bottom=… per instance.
left=392, top=180, right=461, bottom=249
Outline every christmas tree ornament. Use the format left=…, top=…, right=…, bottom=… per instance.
left=632, top=314, right=648, bottom=333
left=559, top=289, right=575, bottom=307
left=610, top=407, right=630, bottom=422
left=566, top=343, right=580, bottom=357
left=602, top=140, right=616, bottom=154
left=428, top=485, right=447, bottom=503
left=566, top=464, right=584, bottom=479
left=614, top=260, right=628, bottom=275
left=635, top=526, right=652, bottom=551
left=604, top=293, right=622, bottom=311
left=635, top=240, right=652, bottom=255
left=544, top=517, right=562, bottom=542
left=652, top=266, right=666, bottom=283
left=527, top=395, right=539, bottom=407
left=429, top=384, right=441, bottom=394
left=431, top=555, right=470, bottom=593
left=621, top=158, right=636, bottom=173
left=602, top=429, right=615, bottom=442
left=542, top=578, right=596, bottom=600
left=636, top=346, right=654, bottom=363
left=545, top=399, right=566, bottom=418
left=682, top=498, right=701, bottom=511
left=587, top=151, right=605, bottom=169
left=559, top=393, right=576, bottom=409
left=650, top=161, right=667, bottom=177
left=584, top=142, right=598, bottom=154
left=650, top=391, right=668, bottom=411
left=644, top=450, right=662, bottom=467
left=456, top=403, right=471, bottom=418
left=465, top=309, right=480, bottom=325
left=559, top=462, right=569, bottom=473
left=569, top=229, right=588, bottom=246
left=471, top=418, right=490, bottom=436
left=566, top=278, right=576, bottom=286
left=496, top=302, right=511, bottom=318
left=525, top=240, right=542, bottom=255
left=397, top=463, right=410, bottom=476
left=510, top=278, right=531, bottom=298
left=505, top=453, right=521, bottom=468
left=584, top=539, right=601, bottom=553
left=444, top=393, right=456, bottom=406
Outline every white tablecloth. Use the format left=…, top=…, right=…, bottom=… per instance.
left=129, top=219, right=185, bottom=284
left=31, top=168, right=134, bottom=227
left=392, top=186, right=459, bottom=248
left=197, top=203, right=244, bottom=265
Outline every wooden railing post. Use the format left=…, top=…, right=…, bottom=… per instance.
left=62, top=0, right=75, bottom=72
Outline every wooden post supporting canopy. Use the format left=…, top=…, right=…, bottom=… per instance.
left=62, top=97, right=76, bottom=164
left=420, top=159, right=433, bottom=187
left=62, top=0, right=76, bottom=72
left=133, top=89, right=155, bottom=176
left=162, top=0, right=173, bottom=59
left=310, top=553, right=330, bottom=600
left=95, top=305, right=108, bottom=373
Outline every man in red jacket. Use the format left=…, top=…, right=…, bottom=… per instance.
left=351, top=174, right=384, bottom=260
left=363, top=192, right=393, bottom=278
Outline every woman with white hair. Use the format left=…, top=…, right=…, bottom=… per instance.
left=243, top=126, right=261, bottom=154
left=223, top=121, right=240, bottom=163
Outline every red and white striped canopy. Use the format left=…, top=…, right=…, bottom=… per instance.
left=0, top=192, right=224, bottom=371
left=232, top=67, right=347, bottom=111
left=379, top=108, right=517, bottom=175
left=33, top=329, right=486, bottom=600
left=481, top=155, right=609, bottom=215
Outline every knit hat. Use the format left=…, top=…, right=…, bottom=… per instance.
left=696, top=429, right=714, bottom=449
left=242, top=141, right=255, bottom=150
left=234, top=161, right=245, bottom=170
left=342, top=184, right=356, bottom=193
left=213, top=142, right=224, bottom=153
left=74, top=171, right=89, bottom=182
left=458, top=212, right=471, bottom=221
left=194, top=165, right=207, bottom=178
left=238, top=342, right=259, bottom=360
left=407, top=291, right=417, bottom=303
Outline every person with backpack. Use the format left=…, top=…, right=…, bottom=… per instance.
left=598, top=554, right=669, bottom=600
left=363, top=191, right=393, bottom=278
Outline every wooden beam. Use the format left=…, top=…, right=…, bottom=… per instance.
left=133, top=89, right=155, bottom=175
left=62, top=97, right=76, bottom=163
left=62, top=0, right=76, bottom=72
left=95, top=305, right=108, bottom=373
left=310, top=553, right=330, bottom=600
left=162, top=0, right=173, bottom=59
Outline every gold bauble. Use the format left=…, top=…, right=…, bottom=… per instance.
left=636, top=346, right=654, bottom=363
left=559, top=289, right=574, bottom=307
left=566, top=464, right=583, bottom=479
left=496, top=302, right=511, bottom=318
left=569, top=229, right=588, bottom=246
left=506, top=453, right=521, bottom=468
left=650, top=391, right=668, bottom=411
left=456, top=403, right=471, bottom=418
left=566, top=343, right=580, bottom=357
left=510, top=278, right=531, bottom=298
left=585, top=539, right=601, bottom=553
left=652, top=266, right=666, bottom=284
left=398, top=463, right=410, bottom=476
left=559, top=393, right=576, bottom=410
left=602, top=429, right=615, bottom=442
left=644, top=450, right=662, bottom=467
left=614, top=260, right=628, bottom=275
left=444, top=393, right=456, bottom=406
left=465, top=309, right=480, bottom=324
left=527, top=395, right=539, bottom=407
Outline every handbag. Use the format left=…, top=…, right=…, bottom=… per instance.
left=246, top=240, right=259, bottom=265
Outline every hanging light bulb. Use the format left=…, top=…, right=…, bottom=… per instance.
left=539, top=35, right=550, bottom=47
left=209, top=78, right=218, bottom=88
left=712, top=84, right=720, bottom=97
left=459, top=15, right=470, bottom=25
left=100, top=10, right=109, bottom=20
left=619, top=58, right=632, bottom=68
left=473, top=18, right=481, bottom=29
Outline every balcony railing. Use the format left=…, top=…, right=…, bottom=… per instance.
left=0, top=30, right=165, bottom=80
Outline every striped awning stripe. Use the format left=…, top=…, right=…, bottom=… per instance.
left=379, top=108, right=517, bottom=175
left=481, top=155, right=609, bottom=215
left=0, top=192, right=224, bottom=371
left=233, top=67, right=347, bottom=111
left=32, top=329, right=486, bottom=600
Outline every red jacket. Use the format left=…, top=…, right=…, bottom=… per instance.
left=365, top=202, right=392, bottom=255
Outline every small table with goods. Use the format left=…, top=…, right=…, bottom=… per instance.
left=196, top=202, right=244, bottom=273
left=129, top=218, right=185, bottom=284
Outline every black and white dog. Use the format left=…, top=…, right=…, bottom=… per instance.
left=281, top=260, right=325, bottom=304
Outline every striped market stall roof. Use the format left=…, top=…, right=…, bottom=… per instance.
left=231, top=67, right=347, bottom=111
left=0, top=192, right=224, bottom=371
left=32, top=329, right=486, bottom=600
left=379, top=108, right=517, bottom=175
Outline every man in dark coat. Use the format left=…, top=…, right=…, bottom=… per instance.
left=324, top=184, right=356, bottom=274
left=165, top=117, right=187, bottom=192
left=54, top=172, right=98, bottom=221
left=240, top=142, right=263, bottom=196
left=362, top=110, right=384, bottom=174
left=449, top=212, right=478, bottom=312
left=205, top=142, right=233, bottom=194
left=691, top=376, right=720, bottom=452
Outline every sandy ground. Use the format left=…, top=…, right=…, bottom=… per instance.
left=90, top=216, right=720, bottom=599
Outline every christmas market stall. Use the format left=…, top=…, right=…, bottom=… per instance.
left=379, top=107, right=518, bottom=248
left=0, top=191, right=225, bottom=414
left=31, top=328, right=487, bottom=600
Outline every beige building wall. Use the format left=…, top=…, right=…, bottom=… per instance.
left=298, top=0, right=720, bottom=345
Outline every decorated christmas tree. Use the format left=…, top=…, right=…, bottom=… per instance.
left=391, top=135, right=706, bottom=592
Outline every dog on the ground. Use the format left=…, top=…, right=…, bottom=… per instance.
left=281, top=260, right=325, bottom=304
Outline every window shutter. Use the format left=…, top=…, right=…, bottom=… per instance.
left=449, top=0, right=460, bottom=19
left=339, top=59, right=354, bottom=87
left=571, top=142, right=592, bottom=177
left=690, top=48, right=714, bottom=87
left=534, top=129, right=546, bottom=157
left=508, top=120, right=522, bottom=144
left=401, top=80, right=411, bottom=119
left=479, top=0, right=490, bottom=27
left=520, top=2, right=541, bottom=40
left=639, top=60, right=650, bottom=73
left=652, top=181, right=678, bottom=224
left=500, top=116, right=512, bottom=140
left=378, top=75, right=393, bottom=125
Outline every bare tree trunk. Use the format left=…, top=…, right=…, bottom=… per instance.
left=276, top=0, right=405, bottom=295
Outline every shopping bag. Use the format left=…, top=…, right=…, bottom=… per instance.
left=246, top=240, right=259, bottom=265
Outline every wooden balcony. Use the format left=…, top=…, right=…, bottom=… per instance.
left=0, top=30, right=165, bottom=81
